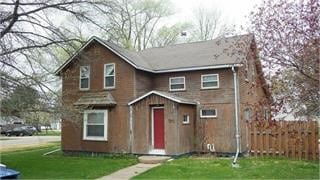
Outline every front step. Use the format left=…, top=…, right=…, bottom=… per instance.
left=138, top=156, right=171, bottom=164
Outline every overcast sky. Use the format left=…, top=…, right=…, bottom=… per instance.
left=170, top=0, right=262, bottom=28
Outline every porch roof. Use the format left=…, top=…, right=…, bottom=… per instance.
left=74, top=92, right=117, bottom=106
left=128, top=90, right=197, bottom=105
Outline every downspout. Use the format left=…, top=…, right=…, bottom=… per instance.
left=231, top=66, right=240, bottom=167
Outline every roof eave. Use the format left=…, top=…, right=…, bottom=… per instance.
left=128, top=90, right=197, bottom=106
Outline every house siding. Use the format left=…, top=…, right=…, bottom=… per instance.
left=131, top=94, right=195, bottom=155
left=149, top=69, right=237, bottom=153
left=238, top=44, right=271, bottom=152
left=59, top=39, right=269, bottom=155
left=61, top=42, right=135, bottom=153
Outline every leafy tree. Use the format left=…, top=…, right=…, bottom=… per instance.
left=150, top=23, right=192, bottom=47
left=1, top=85, right=40, bottom=117
left=249, top=0, right=320, bottom=117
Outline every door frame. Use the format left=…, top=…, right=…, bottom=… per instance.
left=151, top=106, right=165, bottom=153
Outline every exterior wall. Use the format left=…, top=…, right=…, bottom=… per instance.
left=61, top=42, right=135, bottom=153
left=177, top=104, right=196, bottom=154
left=60, top=40, right=269, bottom=155
left=131, top=94, right=195, bottom=155
left=150, top=69, right=237, bottom=153
left=134, top=70, right=154, bottom=97
left=238, top=45, right=271, bottom=152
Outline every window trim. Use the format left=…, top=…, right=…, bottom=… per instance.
left=169, top=76, right=186, bottom=91
left=104, top=63, right=116, bottom=89
left=182, top=115, right=190, bottom=124
left=200, top=109, right=217, bottom=118
left=83, top=110, right=108, bottom=141
left=79, top=65, right=90, bottom=91
left=201, top=74, right=219, bottom=89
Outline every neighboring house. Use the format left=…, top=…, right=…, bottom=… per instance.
left=55, top=34, right=271, bottom=156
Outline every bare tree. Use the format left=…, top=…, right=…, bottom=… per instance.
left=191, top=7, right=234, bottom=41
left=98, top=0, right=173, bottom=50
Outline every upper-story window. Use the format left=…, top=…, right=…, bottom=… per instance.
left=201, top=74, right=219, bottom=89
left=169, top=76, right=185, bottom=91
left=79, top=66, right=90, bottom=90
left=251, top=64, right=255, bottom=83
left=104, top=63, right=115, bottom=89
left=244, top=60, right=249, bottom=81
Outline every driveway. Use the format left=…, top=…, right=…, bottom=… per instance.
left=0, top=136, right=60, bottom=151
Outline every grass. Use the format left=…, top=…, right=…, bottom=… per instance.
left=35, top=130, right=61, bottom=136
left=133, top=156, right=319, bottom=179
left=1, top=143, right=138, bottom=179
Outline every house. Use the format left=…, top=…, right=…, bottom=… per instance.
left=55, top=34, right=271, bottom=156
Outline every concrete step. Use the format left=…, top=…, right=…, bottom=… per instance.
left=138, top=155, right=171, bottom=164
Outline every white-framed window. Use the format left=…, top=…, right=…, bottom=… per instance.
left=79, top=66, right=90, bottom=90
left=244, top=108, right=252, bottom=122
left=104, top=63, right=115, bottom=89
left=200, top=109, right=217, bottom=118
left=182, top=115, right=190, bottom=124
left=201, top=74, right=219, bottom=89
left=263, top=108, right=270, bottom=120
left=169, top=76, right=185, bottom=91
left=251, top=64, right=255, bottom=83
left=244, top=60, right=249, bottom=81
left=83, top=110, right=108, bottom=141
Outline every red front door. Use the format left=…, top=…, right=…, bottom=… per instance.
left=153, top=108, right=165, bottom=149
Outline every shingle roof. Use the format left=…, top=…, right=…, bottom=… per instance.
left=55, top=34, right=253, bottom=75
left=137, top=34, right=253, bottom=71
left=128, top=90, right=197, bottom=105
left=74, top=92, right=116, bottom=106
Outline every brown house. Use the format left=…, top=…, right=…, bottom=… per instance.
left=55, top=34, right=270, bottom=156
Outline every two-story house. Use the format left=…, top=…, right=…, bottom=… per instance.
left=55, top=34, right=270, bottom=156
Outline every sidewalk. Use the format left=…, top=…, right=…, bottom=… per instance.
left=97, top=163, right=160, bottom=180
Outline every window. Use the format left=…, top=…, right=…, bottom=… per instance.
left=83, top=110, right=108, bottom=141
left=263, top=108, right=270, bottom=120
left=104, top=63, right=115, bottom=89
left=244, top=60, right=249, bottom=81
left=244, top=108, right=252, bottom=122
left=251, top=65, right=255, bottom=83
left=182, top=115, right=190, bottom=124
left=201, top=74, right=219, bottom=89
left=200, top=109, right=217, bottom=118
left=80, top=66, right=90, bottom=90
left=169, top=77, right=185, bottom=91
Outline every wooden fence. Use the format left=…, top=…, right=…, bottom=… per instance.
left=249, top=121, right=319, bottom=160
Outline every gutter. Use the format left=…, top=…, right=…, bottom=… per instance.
left=231, top=66, right=240, bottom=167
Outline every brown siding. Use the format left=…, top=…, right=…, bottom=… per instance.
left=238, top=46, right=271, bottom=152
left=177, top=104, right=196, bottom=154
left=132, top=94, right=196, bottom=155
left=61, top=42, right=135, bottom=153
left=134, top=70, right=153, bottom=97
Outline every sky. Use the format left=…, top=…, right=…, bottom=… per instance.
left=170, top=0, right=262, bottom=28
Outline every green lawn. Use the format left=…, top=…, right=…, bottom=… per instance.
left=134, top=156, right=319, bottom=179
left=35, top=130, right=61, bottom=136
left=1, top=144, right=137, bottom=179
